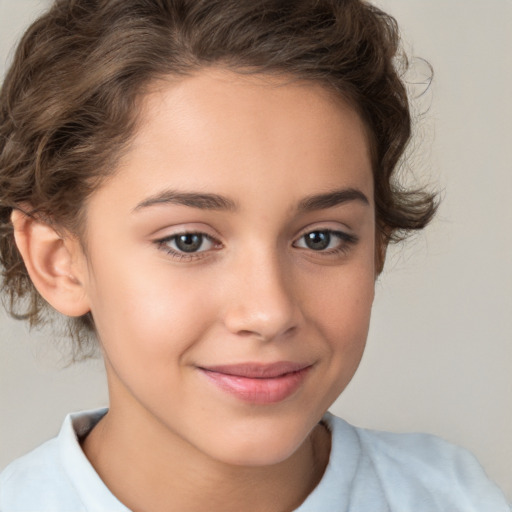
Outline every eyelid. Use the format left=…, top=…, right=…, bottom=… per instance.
left=161, top=232, right=216, bottom=249
left=293, top=221, right=356, bottom=241
left=153, top=227, right=223, bottom=260
left=149, top=221, right=222, bottom=240
left=293, top=229, right=356, bottom=245
left=292, top=225, right=359, bottom=256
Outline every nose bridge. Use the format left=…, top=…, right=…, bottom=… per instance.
left=223, top=244, right=299, bottom=341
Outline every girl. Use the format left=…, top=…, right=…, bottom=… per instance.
left=0, top=0, right=509, bottom=510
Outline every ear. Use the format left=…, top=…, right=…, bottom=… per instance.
left=375, top=229, right=389, bottom=276
left=11, top=209, right=90, bottom=317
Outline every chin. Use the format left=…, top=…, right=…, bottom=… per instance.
left=202, top=416, right=316, bottom=468
left=217, top=440, right=303, bottom=468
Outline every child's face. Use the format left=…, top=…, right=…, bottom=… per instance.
left=78, top=69, right=376, bottom=466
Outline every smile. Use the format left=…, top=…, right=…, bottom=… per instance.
left=198, top=362, right=312, bottom=404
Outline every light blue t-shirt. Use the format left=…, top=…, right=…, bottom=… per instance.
left=0, top=409, right=509, bottom=511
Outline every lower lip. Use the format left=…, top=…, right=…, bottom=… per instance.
left=200, top=367, right=311, bottom=404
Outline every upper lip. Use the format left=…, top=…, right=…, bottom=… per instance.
left=199, top=361, right=312, bottom=379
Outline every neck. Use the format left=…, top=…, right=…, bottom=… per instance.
left=82, top=397, right=330, bottom=512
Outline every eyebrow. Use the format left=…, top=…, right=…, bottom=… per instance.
left=133, top=190, right=238, bottom=212
left=297, top=188, right=369, bottom=212
left=133, top=187, right=369, bottom=213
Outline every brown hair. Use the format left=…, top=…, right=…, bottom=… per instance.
left=0, top=0, right=436, bottom=357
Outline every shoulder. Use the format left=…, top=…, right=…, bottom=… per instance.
left=324, top=413, right=510, bottom=511
left=0, top=408, right=115, bottom=512
left=0, top=437, right=85, bottom=511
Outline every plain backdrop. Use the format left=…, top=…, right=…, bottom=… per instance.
left=1, top=0, right=511, bottom=501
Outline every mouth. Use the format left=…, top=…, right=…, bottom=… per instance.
left=198, top=362, right=313, bottom=404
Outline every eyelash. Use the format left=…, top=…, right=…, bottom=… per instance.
left=155, top=228, right=358, bottom=261
left=156, top=232, right=221, bottom=261
left=293, top=229, right=358, bottom=256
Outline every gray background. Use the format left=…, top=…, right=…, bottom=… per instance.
left=1, top=0, right=511, bottom=500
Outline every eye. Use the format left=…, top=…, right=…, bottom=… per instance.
left=157, top=232, right=219, bottom=256
left=293, top=229, right=357, bottom=252
left=173, top=233, right=210, bottom=253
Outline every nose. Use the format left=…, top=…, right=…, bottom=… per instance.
left=222, top=251, right=301, bottom=342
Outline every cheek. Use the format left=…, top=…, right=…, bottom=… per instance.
left=319, top=282, right=373, bottom=366
left=303, top=256, right=375, bottom=379
left=305, top=247, right=375, bottom=336
left=86, top=250, right=217, bottom=363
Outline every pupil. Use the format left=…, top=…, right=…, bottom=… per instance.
left=305, top=231, right=330, bottom=250
left=176, top=234, right=202, bottom=252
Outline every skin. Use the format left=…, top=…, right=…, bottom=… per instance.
left=15, top=69, right=377, bottom=511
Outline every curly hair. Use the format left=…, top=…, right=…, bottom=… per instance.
left=0, top=0, right=436, bottom=357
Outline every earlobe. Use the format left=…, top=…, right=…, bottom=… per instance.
left=11, top=209, right=91, bottom=317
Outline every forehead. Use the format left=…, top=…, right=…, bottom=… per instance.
left=98, top=69, right=373, bottom=212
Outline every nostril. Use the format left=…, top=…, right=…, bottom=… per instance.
left=235, top=324, right=297, bottom=341
left=222, top=265, right=300, bottom=340
left=236, top=329, right=257, bottom=338
left=282, top=325, right=297, bottom=338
